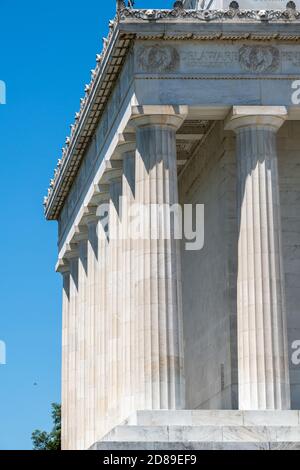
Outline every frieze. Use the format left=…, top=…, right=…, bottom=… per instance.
left=136, top=43, right=300, bottom=74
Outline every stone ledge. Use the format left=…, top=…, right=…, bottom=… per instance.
left=90, top=441, right=300, bottom=450
left=90, top=410, right=300, bottom=451
left=124, top=409, right=300, bottom=426
left=101, top=424, right=300, bottom=443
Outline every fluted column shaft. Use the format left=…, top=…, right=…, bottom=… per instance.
left=95, top=210, right=109, bottom=439
left=61, top=267, right=70, bottom=451
left=85, top=218, right=98, bottom=449
left=77, top=238, right=88, bottom=449
left=121, top=149, right=136, bottom=418
left=108, top=179, right=123, bottom=425
left=68, top=254, right=79, bottom=449
left=227, top=107, right=291, bottom=410
left=132, top=111, right=185, bottom=410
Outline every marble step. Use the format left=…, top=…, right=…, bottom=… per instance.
left=91, top=411, right=300, bottom=451
left=101, top=424, right=300, bottom=443
left=124, top=410, right=300, bottom=427
left=91, top=441, right=300, bottom=451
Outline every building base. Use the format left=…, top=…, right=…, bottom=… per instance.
left=90, top=410, right=300, bottom=451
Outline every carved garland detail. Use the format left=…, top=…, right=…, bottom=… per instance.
left=119, top=8, right=300, bottom=22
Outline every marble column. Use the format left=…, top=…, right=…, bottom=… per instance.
left=60, top=263, right=70, bottom=451
left=81, top=191, right=110, bottom=444
left=120, top=144, right=136, bottom=419
left=83, top=216, right=98, bottom=449
left=95, top=200, right=110, bottom=440
left=65, top=246, right=79, bottom=449
left=107, top=177, right=123, bottom=426
left=131, top=107, right=186, bottom=410
left=226, top=106, right=291, bottom=410
left=76, top=236, right=88, bottom=450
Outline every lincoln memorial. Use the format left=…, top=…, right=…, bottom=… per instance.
left=45, top=0, right=300, bottom=450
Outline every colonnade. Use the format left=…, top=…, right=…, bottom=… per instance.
left=59, top=105, right=291, bottom=450
left=59, top=108, right=186, bottom=449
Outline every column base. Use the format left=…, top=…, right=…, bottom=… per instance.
left=90, top=410, right=300, bottom=451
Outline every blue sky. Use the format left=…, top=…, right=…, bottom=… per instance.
left=0, top=0, right=167, bottom=450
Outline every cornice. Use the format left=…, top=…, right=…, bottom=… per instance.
left=44, top=8, right=300, bottom=221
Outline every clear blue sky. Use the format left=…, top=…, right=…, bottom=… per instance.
left=0, top=0, right=167, bottom=450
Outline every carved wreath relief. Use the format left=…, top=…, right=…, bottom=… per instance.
left=137, top=45, right=180, bottom=72
left=137, top=44, right=283, bottom=74
left=239, top=45, right=280, bottom=73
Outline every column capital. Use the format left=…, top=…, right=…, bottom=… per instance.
left=130, top=105, right=188, bottom=130
left=90, top=184, right=110, bottom=206
left=81, top=204, right=101, bottom=225
left=74, top=224, right=89, bottom=242
left=56, top=258, right=70, bottom=274
left=64, top=242, right=79, bottom=259
left=113, top=133, right=136, bottom=160
left=225, top=106, right=287, bottom=133
left=102, top=160, right=123, bottom=184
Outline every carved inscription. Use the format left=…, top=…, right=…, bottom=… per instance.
left=182, top=50, right=239, bottom=68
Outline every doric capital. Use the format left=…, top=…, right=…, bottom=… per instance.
left=225, top=106, right=288, bottom=133
left=73, top=224, right=89, bottom=242
left=90, top=183, right=110, bottom=206
left=55, top=258, right=70, bottom=274
left=81, top=205, right=101, bottom=226
left=113, top=133, right=136, bottom=160
left=64, top=242, right=79, bottom=260
left=102, top=160, right=123, bottom=184
left=130, top=105, right=188, bottom=130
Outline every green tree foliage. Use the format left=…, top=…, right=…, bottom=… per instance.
left=32, top=403, right=61, bottom=450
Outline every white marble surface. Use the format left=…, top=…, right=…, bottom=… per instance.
left=125, top=409, right=300, bottom=426
left=95, top=409, right=300, bottom=448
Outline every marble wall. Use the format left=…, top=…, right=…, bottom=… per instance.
left=278, top=121, right=300, bottom=409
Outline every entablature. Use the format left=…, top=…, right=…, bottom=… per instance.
left=44, top=7, right=300, bottom=223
